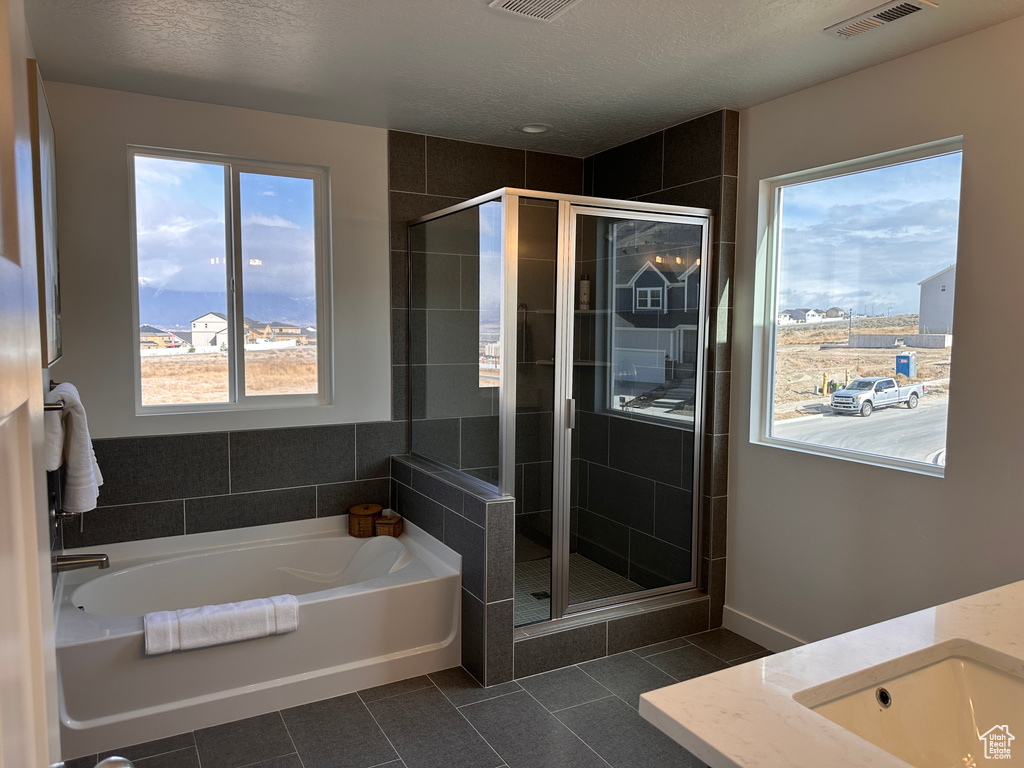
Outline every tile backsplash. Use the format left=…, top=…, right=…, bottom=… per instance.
left=63, top=421, right=406, bottom=548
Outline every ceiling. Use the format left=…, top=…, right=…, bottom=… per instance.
left=25, top=0, right=1024, bottom=156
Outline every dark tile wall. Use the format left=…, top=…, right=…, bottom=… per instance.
left=62, top=423, right=403, bottom=548
left=389, top=131, right=584, bottom=481
left=390, top=454, right=514, bottom=687
left=586, top=110, right=738, bottom=627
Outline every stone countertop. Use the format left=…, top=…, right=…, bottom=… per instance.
left=639, top=579, right=1024, bottom=767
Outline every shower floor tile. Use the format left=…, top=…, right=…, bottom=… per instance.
left=514, top=553, right=645, bottom=626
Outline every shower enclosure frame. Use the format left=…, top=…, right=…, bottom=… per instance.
left=409, top=188, right=714, bottom=626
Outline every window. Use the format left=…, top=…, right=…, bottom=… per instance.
left=635, top=286, right=663, bottom=310
left=130, top=148, right=330, bottom=411
left=759, top=140, right=962, bottom=475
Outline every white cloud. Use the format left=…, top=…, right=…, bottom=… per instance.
left=243, top=213, right=300, bottom=229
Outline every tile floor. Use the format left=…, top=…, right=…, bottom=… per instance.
left=65, top=629, right=770, bottom=768
left=514, top=554, right=646, bottom=626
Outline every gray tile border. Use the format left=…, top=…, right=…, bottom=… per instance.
left=461, top=590, right=486, bottom=684
left=424, top=137, right=525, bottom=199
left=185, top=486, right=316, bottom=534
left=389, top=131, right=427, bottom=194
left=606, top=599, right=709, bottom=655
left=487, top=502, right=515, bottom=602
left=485, top=599, right=514, bottom=685
left=62, top=499, right=184, bottom=548
left=444, top=509, right=486, bottom=600
left=513, top=623, right=607, bottom=679
left=229, top=425, right=356, bottom=492
left=317, top=478, right=390, bottom=517
left=93, top=433, right=229, bottom=506
left=357, top=421, right=410, bottom=480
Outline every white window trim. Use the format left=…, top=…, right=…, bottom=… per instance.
left=634, top=285, right=664, bottom=311
left=751, top=137, right=963, bottom=478
left=128, top=146, right=333, bottom=415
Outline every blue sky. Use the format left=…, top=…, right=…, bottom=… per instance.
left=134, top=155, right=316, bottom=326
left=777, top=151, right=962, bottom=315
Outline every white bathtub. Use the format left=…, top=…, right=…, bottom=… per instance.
left=54, top=516, right=461, bottom=759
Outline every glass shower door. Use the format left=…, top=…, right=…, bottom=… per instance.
left=560, top=209, right=709, bottom=615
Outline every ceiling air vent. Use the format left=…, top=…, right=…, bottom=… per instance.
left=825, top=0, right=938, bottom=39
left=488, top=0, right=581, bottom=22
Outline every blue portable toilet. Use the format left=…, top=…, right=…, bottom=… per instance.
left=896, top=351, right=917, bottom=378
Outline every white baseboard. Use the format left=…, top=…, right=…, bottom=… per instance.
left=722, top=605, right=805, bottom=652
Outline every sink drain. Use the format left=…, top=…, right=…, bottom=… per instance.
left=876, top=687, right=892, bottom=708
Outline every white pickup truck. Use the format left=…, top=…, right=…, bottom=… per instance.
left=830, top=376, right=925, bottom=417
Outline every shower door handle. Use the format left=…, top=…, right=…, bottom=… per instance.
left=567, top=398, right=576, bottom=429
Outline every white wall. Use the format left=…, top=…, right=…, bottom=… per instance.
left=919, top=267, right=956, bottom=334
left=729, top=15, right=1024, bottom=648
left=45, top=84, right=391, bottom=437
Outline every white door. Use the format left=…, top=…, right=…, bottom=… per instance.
left=0, top=0, right=61, bottom=763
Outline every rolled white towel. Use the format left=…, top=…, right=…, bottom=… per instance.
left=47, top=383, right=103, bottom=513
left=43, top=388, right=65, bottom=472
left=144, top=595, right=299, bottom=655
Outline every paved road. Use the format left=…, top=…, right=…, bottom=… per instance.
left=774, top=397, right=949, bottom=465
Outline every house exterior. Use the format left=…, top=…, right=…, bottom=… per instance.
left=824, top=307, right=846, bottom=319
left=191, top=312, right=229, bottom=347
left=139, top=324, right=172, bottom=349
left=778, top=310, right=796, bottom=325
left=268, top=322, right=307, bottom=344
left=918, top=265, right=955, bottom=334
left=790, top=308, right=823, bottom=323
left=611, top=229, right=703, bottom=388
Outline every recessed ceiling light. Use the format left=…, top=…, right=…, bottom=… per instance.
left=517, top=123, right=552, bottom=135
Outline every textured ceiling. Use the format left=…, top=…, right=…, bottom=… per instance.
left=25, top=0, right=1024, bottom=156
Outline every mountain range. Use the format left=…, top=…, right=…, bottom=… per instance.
left=138, top=287, right=317, bottom=330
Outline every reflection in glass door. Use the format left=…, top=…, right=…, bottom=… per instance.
left=551, top=209, right=709, bottom=620
left=513, top=202, right=710, bottom=626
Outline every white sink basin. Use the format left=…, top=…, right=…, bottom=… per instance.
left=794, top=639, right=1024, bottom=767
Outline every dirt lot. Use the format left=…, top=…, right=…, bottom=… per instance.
left=774, top=314, right=951, bottom=417
left=141, top=347, right=318, bottom=405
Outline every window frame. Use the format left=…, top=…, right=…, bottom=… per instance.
left=128, top=146, right=332, bottom=415
left=754, top=137, right=963, bottom=477
left=634, top=285, right=664, bottom=311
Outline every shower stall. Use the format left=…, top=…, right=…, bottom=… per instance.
left=408, top=189, right=712, bottom=628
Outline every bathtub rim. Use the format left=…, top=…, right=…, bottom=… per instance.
left=54, top=515, right=460, bottom=645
